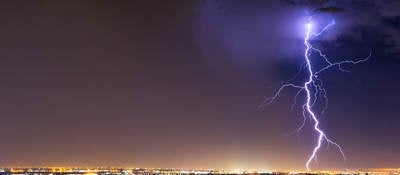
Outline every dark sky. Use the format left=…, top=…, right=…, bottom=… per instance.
left=0, top=0, right=399, bottom=171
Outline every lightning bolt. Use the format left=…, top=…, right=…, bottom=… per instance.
left=259, top=19, right=371, bottom=171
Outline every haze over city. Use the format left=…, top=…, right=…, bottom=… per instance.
left=0, top=0, right=399, bottom=173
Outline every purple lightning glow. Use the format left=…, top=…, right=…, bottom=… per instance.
left=304, top=22, right=345, bottom=171
left=260, top=19, right=371, bottom=171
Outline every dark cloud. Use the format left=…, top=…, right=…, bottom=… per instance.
left=285, top=0, right=400, bottom=55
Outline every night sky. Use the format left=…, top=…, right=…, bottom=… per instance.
left=0, top=0, right=399, bottom=171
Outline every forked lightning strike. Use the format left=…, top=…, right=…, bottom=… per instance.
left=260, top=19, right=371, bottom=171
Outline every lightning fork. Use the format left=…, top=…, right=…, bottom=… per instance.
left=260, top=19, right=371, bottom=171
